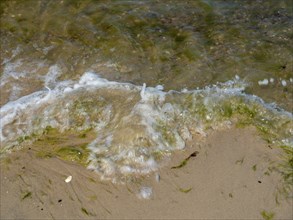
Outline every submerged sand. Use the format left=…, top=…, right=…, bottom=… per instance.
left=1, top=127, right=292, bottom=219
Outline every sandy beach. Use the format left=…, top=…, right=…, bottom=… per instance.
left=1, top=1, right=293, bottom=219
left=1, top=127, right=292, bottom=219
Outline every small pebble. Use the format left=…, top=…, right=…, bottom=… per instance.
left=65, top=175, right=72, bottom=183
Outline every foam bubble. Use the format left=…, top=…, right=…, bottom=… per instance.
left=138, top=187, right=152, bottom=199
left=258, top=79, right=269, bottom=86
left=281, top=80, right=287, bottom=87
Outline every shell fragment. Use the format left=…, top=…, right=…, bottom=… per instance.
left=65, top=175, right=72, bottom=183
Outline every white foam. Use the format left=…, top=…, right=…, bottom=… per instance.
left=63, top=87, right=73, bottom=93
left=138, top=187, right=152, bottom=199
left=258, top=79, right=269, bottom=86
left=0, top=59, right=50, bottom=102
left=44, top=65, right=62, bottom=88
left=79, top=72, right=109, bottom=86
left=281, top=80, right=287, bottom=87
left=0, top=60, right=23, bottom=87
left=140, top=83, right=166, bottom=102
left=155, top=85, right=164, bottom=90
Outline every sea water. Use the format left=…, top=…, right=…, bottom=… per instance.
left=0, top=0, right=292, bottom=183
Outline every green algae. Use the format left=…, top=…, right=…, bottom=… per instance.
left=36, top=151, right=54, bottom=159
left=202, top=96, right=290, bottom=145
left=170, top=88, right=292, bottom=152
left=25, top=127, right=96, bottom=167
left=179, top=188, right=192, bottom=193
left=55, top=145, right=90, bottom=166
left=81, top=207, right=95, bottom=216
left=16, top=136, right=30, bottom=144
left=88, top=177, right=96, bottom=183
left=277, top=145, right=293, bottom=196
left=172, top=158, right=188, bottom=169
left=21, top=191, right=32, bottom=201
left=171, top=151, right=198, bottom=169
left=35, top=142, right=91, bottom=166
left=81, top=207, right=89, bottom=216
left=261, top=210, right=275, bottom=220
left=43, top=125, right=54, bottom=135
left=252, top=164, right=257, bottom=171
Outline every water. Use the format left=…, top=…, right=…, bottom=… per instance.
left=0, top=0, right=292, bottom=182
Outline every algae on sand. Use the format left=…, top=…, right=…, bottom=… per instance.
left=29, top=128, right=95, bottom=167
left=261, top=210, right=275, bottom=220
left=171, top=151, right=199, bottom=169
left=21, top=191, right=32, bottom=201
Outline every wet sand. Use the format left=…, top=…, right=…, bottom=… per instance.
left=1, top=127, right=292, bottom=219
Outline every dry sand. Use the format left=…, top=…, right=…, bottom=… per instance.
left=1, top=127, right=292, bottom=219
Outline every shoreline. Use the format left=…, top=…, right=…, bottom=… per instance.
left=1, top=127, right=292, bottom=219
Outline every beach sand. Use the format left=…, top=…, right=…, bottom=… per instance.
left=1, top=127, right=292, bottom=219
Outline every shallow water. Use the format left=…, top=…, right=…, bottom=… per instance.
left=0, top=0, right=292, bottom=182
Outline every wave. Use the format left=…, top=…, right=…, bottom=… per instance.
left=1, top=71, right=292, bottom=182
